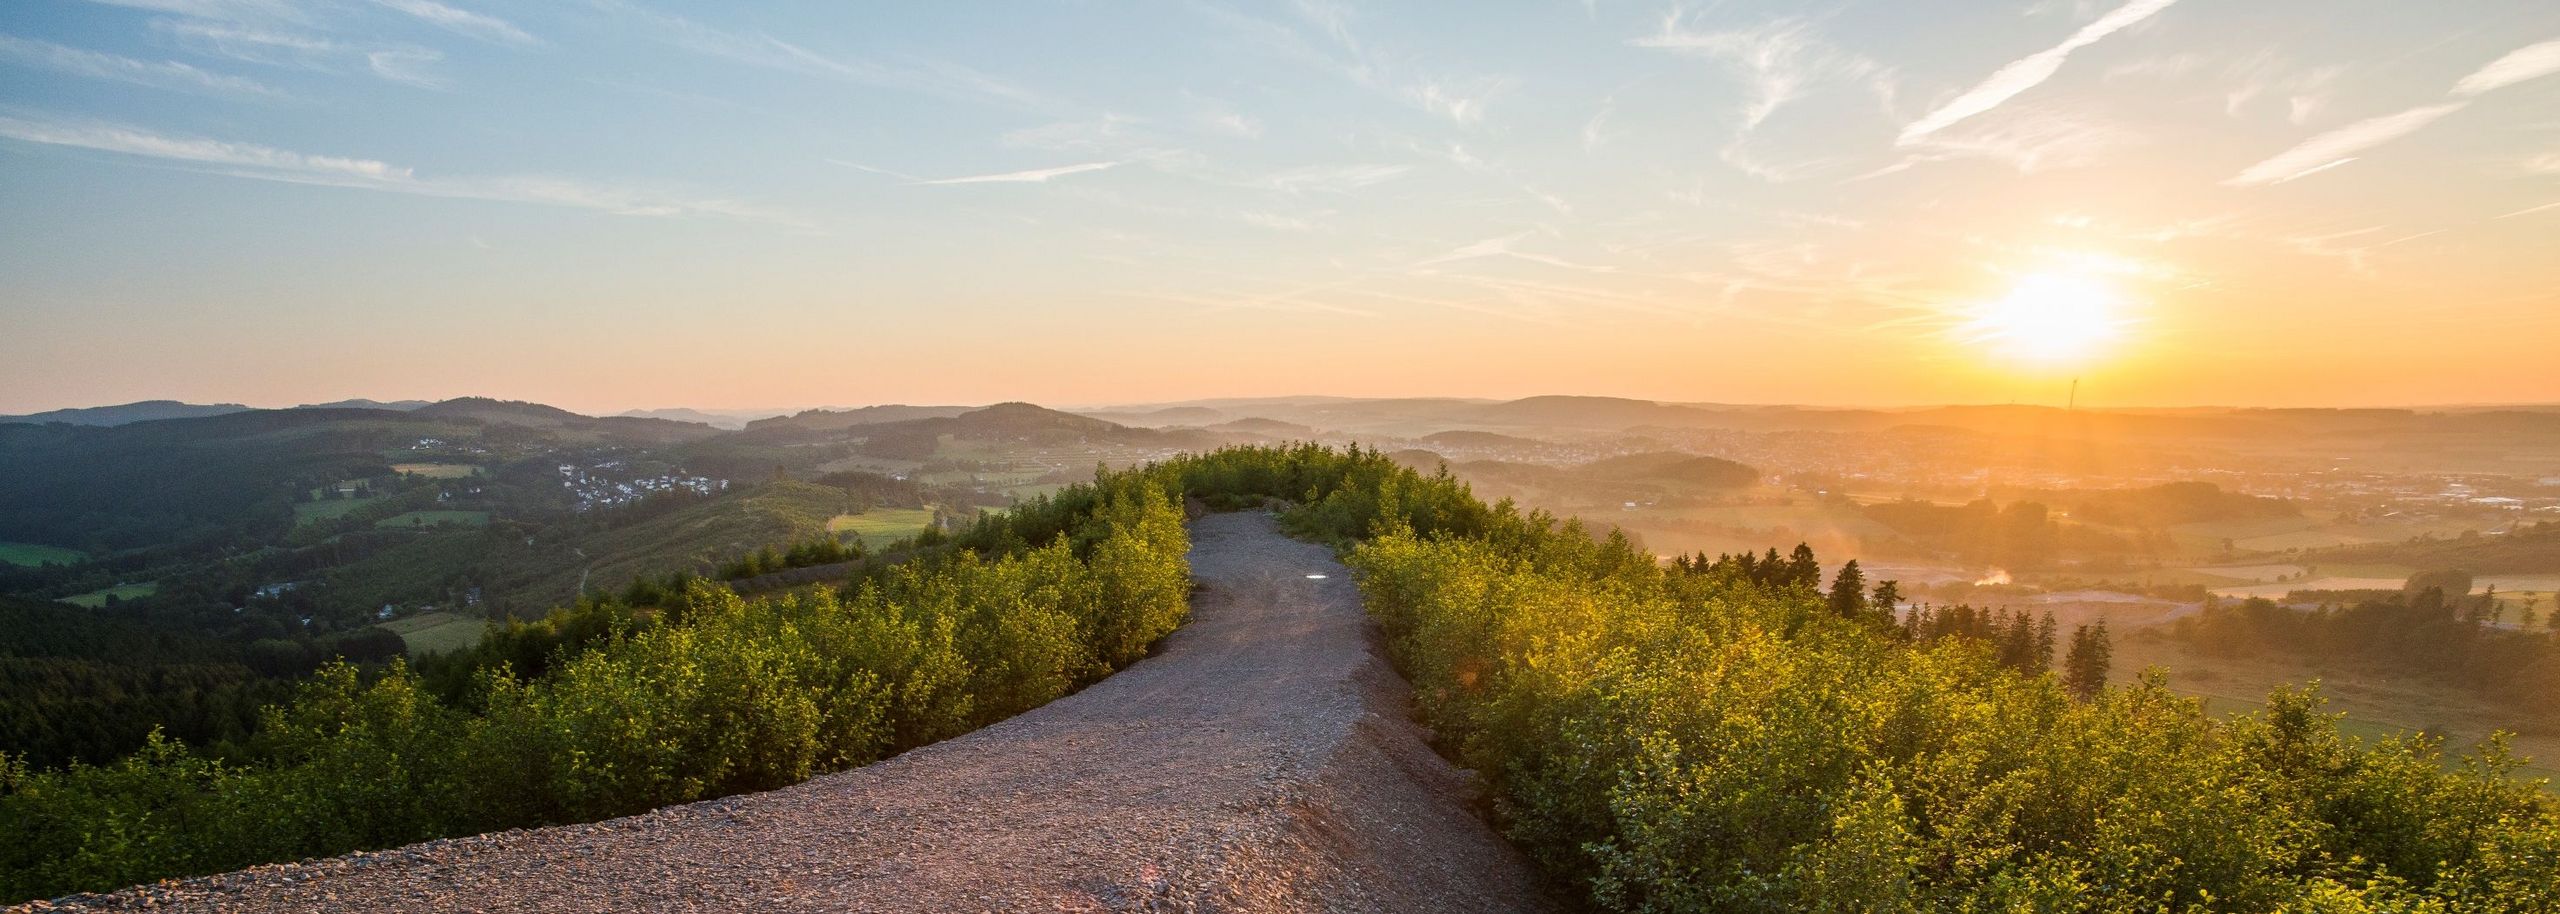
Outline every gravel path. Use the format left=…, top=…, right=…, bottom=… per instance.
left=24, top=513, right=1561, bottom=913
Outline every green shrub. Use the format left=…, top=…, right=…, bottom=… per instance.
left=0, top=466, right=1194, bottom=902
left=1337, top=457, right=2560, bottom=912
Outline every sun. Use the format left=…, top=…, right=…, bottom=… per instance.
left=1957, top=272, right=2131, bottom=364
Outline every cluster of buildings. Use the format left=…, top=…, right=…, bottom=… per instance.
left=556, top=461, right=727, bottom=512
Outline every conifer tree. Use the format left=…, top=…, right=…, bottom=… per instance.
left=1868, top=580, right=1900, bottom=615
left=1828, top=560, right=1868, bottom=619
left=1788, top=544, right=1821, bottom=588
left=2064, top=621, right=2112, bottom=699
left=2035, top=612, right=2058, bottom=671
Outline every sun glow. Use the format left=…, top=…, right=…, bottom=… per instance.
left=1957, top=272, right=2132, bottom=364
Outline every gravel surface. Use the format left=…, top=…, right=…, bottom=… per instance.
left=21, top=512, right=1562, bottom=913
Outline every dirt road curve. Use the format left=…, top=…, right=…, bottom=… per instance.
left=27, top=513, right=1561, bottom=914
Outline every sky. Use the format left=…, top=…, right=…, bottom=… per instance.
left=3, top=0, right=2557, bottom=415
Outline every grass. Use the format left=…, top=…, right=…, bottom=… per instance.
left=828, top=507, right=938, bottom=549
left=294, top=496, right=381, bottom=526
left=378, top=610, right=486, bottom=655
left=2234, top=529, right=2384, bottom=552
left=0, top=542, right=84, bottom=567
left=62, top=582, right=158, bottom=608
left=2112, top=636, right=2558, bottom=787
left=391, top=462, right=481, bottom=479
left=375, top=510, right=490, bottom=529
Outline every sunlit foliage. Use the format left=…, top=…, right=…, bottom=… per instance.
left=1330, top=450, right=2560, bottom=912
left=0, top=467, right=1192, bottom=901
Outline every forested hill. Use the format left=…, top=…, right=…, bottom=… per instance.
left=0, top=400, right=251, bottom=426
left=2303, top=521, right=2560, bottom=574
left=742, top=404, right=974, bottom=433
left=0, top=402, right=712, bottom=555
left=0, top=596, right=283, bottom=769
left=2, top=444, right=2557, bottom=910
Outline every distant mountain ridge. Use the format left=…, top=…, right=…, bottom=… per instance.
left=1, top=399, right=432, bottom=427
left=745, top=404, right=976, bottom=433
left=616, top=407, right=792, bottom=430
left=0, top=400, right=251, bottom=426
left=17, top=394, right=2560, bottom=445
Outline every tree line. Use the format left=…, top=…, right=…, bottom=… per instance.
left=5, top=443, right=2553, bottom=909
left=1308, top=447, right=2554, bottom=911
left=2172, top=574, right=2560, bottom=728
left=0, top=467, right=1191, bottom=902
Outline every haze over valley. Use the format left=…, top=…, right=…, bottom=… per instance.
left=6, top=0, right=2560, bottom=910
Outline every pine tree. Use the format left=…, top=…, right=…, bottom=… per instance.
left=1869, top=580, right=1902, bottom=625
left=2064, top=621, right=2111, bottom=700
left=1789, top=544, right=1821, bottom=588
left=2035, top=612, right=2058, bottom=672
left=1828, top=560, right=1868, bottom=619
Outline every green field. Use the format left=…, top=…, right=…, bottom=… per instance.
left=0, top=542, right=84, bottom=567
left=378, top=610, right=486, bottom=655
left=294, top=495, right=382, bottom=526
left=62, top=582, right=157, bottom=608
left=828, top=507, right=938, bottom=549
left=2114, top=636, right=2559, bottom=787
left=374, top=510, right=490, bottom=529
left=391, top=462, right=481, bottom=479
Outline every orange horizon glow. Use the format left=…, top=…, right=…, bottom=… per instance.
left=3, top=3, right=2556, bottom=415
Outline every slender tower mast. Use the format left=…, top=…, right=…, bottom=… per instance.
left=2068, top=378, right=2079, bottom=411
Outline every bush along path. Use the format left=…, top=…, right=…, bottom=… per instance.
left=7, top=448, right=1560, bottom=912
left=2, top=468, right=1191, bottom=903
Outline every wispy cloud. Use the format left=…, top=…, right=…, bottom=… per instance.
left=0, top=113, right=796, bottom=223
left=912, top=162, right=1121, bottom=185
left=1896, top=104, right=2139, bottom=173
left=1581, top=97, right=1613, bottom=152
left=0, top=114, right=406, bottom=177
left=151, top=17, right=448, bottom=88
left=1238, top=210, right=1319, bottom=231
left=1632, top=15, right=1894, bottom=183
left=1246, top=163, right=1411, bottom=194
left=83, top=0, right=307, bottom=24
left=1633, top=15, right=1892, bottom=129
left=1208, top=112, right=1262, bottom=139
left=153, top=18, right=334, bottom=64
left=1410, top=233, right=1617, bottom=274
left=1899, top=0, right=2178, bottom=144
left=594, top=0, right=1059, bottom=114
left=365, top=48, right=445, bottom=87
left=2453, top=39, right=2560, bottom=96
left=2111, top=50, right=2343, bottom=125
left=0, top=32, right=282, bottom=97
left=371, top=0, right=534, bottom=45
left=1404, top=78, right=1508, bottom=124
left=1399, top=139, right=1572, bottom=213
left=1197, top=1, right=1510, bottom=127
left=2227, top=36, right=2560, bottom=187
left=2227, top=104, right=2466, bottom=186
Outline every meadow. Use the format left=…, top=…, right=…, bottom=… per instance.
left=827, top=507, right=938, bottom=549
left=390, top=462, right=482, bottom=479
left=377, top=610, right=486, bottom=655
left=0, top=541, right=82, bottom=567
left=2112, top=634, right=2560, bottom=785
left=62, top=582, right=157, bottom=607
left=373, top=510, right=491, bottom=529
left=293, top=494, right=381, bottom=526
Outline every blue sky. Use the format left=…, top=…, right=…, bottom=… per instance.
left=3, top=0, right=2557, bottom=413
